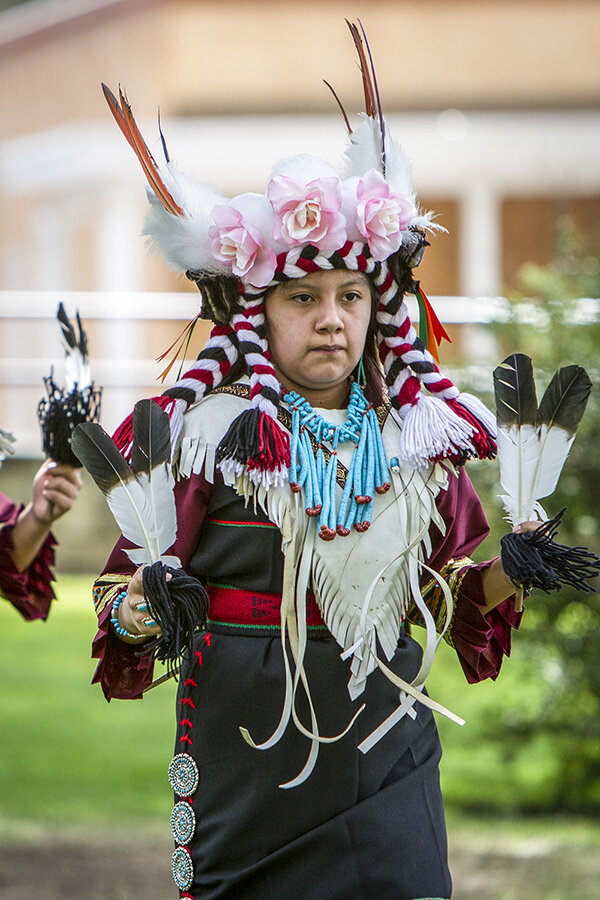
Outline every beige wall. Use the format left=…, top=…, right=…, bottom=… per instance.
left=170, top=0, right=600, bottom=114
left=2, top=0, right=600, bottom=142
left=0, top=0, right=599, bottom=407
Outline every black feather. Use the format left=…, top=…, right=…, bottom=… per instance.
left=75, top=310, right=88, bottom=359
left=536, top=365, right=592, bottom=436
left=130, top=399, right=171, bottom=477
left=157, top=109, right=170, bottom=163
left=57, top=302, right=77, bottom=350
left=71, top=421, right=133, bottom=494
left=493, top=353, right=538, bottom=427
left=57, top=303, right=89, bottom=359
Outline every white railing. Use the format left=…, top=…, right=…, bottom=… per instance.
left=1, top=290, right=597, bottom=457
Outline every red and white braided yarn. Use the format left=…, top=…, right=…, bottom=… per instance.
left=230, top=296, right=279, bottom=421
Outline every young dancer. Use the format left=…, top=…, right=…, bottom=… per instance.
left=91, top=24, right=534, bottom=899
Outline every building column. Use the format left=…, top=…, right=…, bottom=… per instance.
left=459, top=185, right=502, bottom=298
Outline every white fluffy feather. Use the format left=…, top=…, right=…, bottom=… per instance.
left=343, top=114, right=415, bottom=201
left=143, top=164, right=230, bottom=275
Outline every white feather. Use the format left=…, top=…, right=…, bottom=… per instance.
left=343, top=114, right=415, bottom=201
left=63, top=350, right=91, bottom=393
left=380, top=120, right=416, bottom=199
left=497, top=424, right=544, bottom=523
left=532, top=425, right=576, bottom=501
left=499, top=422, right=575, bottom=524
left=105, top=464, right=178, bottom=566
left=270, top=154, right=340, bottom=184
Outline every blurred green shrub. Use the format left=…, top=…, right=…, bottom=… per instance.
left=465, top=217, right=600, bottom=813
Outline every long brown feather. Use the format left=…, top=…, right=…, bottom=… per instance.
left=345, top=20, right=387, bottom=176
left=102, top=83, right=184, bottom=217
left=346, top=20, right=377, bottom=117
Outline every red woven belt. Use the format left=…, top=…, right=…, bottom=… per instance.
left=207, top=584, right=326, bottom=628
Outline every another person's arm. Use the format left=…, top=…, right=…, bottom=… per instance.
left=0, top=461, right=81, bottom=621
left=11, top=461, right=82, bottom=571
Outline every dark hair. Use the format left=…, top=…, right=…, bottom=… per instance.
left=354, top=278, right=385, bottom=407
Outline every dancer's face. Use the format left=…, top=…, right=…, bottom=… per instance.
left=264, top=269, right=373, bottom=409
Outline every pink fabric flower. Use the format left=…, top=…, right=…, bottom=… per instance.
left=267, top=175, right=347, bottom=253
left=208, top=205, right=276, bottom=287
left=355, top=169, right=416, bottom=261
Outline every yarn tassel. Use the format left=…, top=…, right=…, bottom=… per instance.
left=396, top=394, right=477, bottom=468
left=447, top=397, right=497, bottom=460
left=217, top=408, right=290, bottom=488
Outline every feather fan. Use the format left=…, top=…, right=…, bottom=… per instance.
left=72, top=399, right=209, bottom=670
left=37, top=304, right=102, bottom=467
left=493, top=353, right=599, bottom=593
left=72, top=400, right=179, bottom=568
left=494, top=353, right=591, bottom=524
left=57, top=301, right=92, bottom=392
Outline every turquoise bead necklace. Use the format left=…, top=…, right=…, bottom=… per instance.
left=284, top=379, right=391, bottom=541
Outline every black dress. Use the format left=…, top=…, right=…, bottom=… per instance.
left=172, top=478, right=452, bottom=899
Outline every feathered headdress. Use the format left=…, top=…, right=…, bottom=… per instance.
left=37, top=303, right=102, bottom=466
left=104, top=21, right=496, bottom=490
left=494, top=353, right=600, bottom=595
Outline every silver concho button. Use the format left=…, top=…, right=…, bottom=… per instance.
left=168, top=752, right=199, bottom=797
left=171, top=800, right=196, bottom=845
left=171, top=845, right=194, bottom=891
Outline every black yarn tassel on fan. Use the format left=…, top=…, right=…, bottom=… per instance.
left=38, top=303, right=102, bottom=466
left=72, top=399, right=208, bottom=672
left=494, top=353, right=600, bottom=594
left=501, top=508, right=600, bottom=594
left=141, top=562, right=208, bottom=673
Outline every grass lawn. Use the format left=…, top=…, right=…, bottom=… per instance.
left=0, top=574, right=176, bottom=831
left=2, top=574, right=600, bottom=898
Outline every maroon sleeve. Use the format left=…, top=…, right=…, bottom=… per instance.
left=0, top=494, right=56, bottom=622
left=428, top=467, right=523, bottom=684
left=92, top=471, right=213, bottom=701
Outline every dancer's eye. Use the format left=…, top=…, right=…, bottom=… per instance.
left=290, top=293, right=314, bottom=304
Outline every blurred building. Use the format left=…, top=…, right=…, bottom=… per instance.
left=1, top=0, right=600, bottom=453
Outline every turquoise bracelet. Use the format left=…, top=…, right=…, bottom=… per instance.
left=110, top=589, right=147, bottom=641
